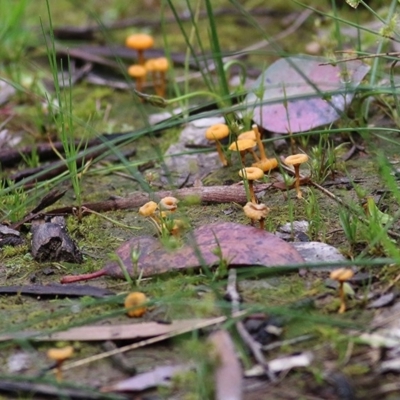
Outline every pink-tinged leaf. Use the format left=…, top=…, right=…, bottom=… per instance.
left=245, top=56, right=370, bottom=133
left=209, top=330, right=243, bottom=400
left=61, top=222, right=304, bottom=283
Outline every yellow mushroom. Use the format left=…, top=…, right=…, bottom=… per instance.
left=229, top=139, right=257, bottom=164
left=284, top=154, right=309, bottom=199
left=243, top=202, right=270, bottom=229
left=205, top=123, right=230, bottom=166
left=125, top=33, right=154, bottom=65
left=47, top=346, right=74, bottom=381
left=138, top=201, right=161, bottom=232
left=252, top=158, right=278, bottom=173
left=139, top=201, right=158, bottom=217
left=158, top=196, right=179, bottom=212
left=330, top=268, right=354, bottom=314
left=127, top=64, right=147, bottom=92
left=124, top=292, right=148, bottom=317
left=238, top=167, right=264, bottom=204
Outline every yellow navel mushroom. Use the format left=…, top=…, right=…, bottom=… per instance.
left=139, top=201, right=158, bottom=217
left=253, top=157, right=278, bottom=173
left=238, top=167, right=264, bottom=204
left=139, top=201, right=161, bottom=232
left=330, top=268, right=354, bottom=314
left=229, top=139, right=257, bottom=164
left=250, top=124, right=278, bottom=172
left=284, top=153, right=309, bottom=198
left=205, top=123, right=230, bottom=166
left=243, top=202, right=270, bottom=229
left=158, top=196, right=179, bottom=212
left=124, top=292, right=148, bottom=317
left=47, top=346, right=74, bottom=381
left=126, top=33, right=154, bottom=65
left=128, top=64, right=147, bottom=92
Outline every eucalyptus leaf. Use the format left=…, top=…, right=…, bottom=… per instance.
left=245, top=55, right=370, bottom=133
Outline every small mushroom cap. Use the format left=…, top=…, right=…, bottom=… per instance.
left=145, top=58, right=157, bottom=71
left=124, top=292, right=148, bottom=318
left=243, top=202, right=270, bottom=220
left=252, top=158, right=278, bottom=172
left=205, top=123, right=230, bottom=141
left=229, top=139, right=256, bottom=152
left=126, top=33, right=154, bottom=50
left=139, top=201, right=158, bottom=217
left=330, top=268, right=354, bottom=281
left=47, top=346, right=74, bottom=362
left=238, top=166, right=264, bottom=181
left=238, top=130, right=256, bottom=141
left=284, top=154, right=309, bottom=166
left=152, top=57, right=169, bottom=72
left=159, top=196, right=179, bottom=211
left=128, top=64, right=147, bottom=78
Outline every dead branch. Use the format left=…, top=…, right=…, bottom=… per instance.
left=45, top=183, right=275, bottom=216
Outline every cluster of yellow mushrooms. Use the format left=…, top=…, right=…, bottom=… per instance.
left=125, top=33, right=169, bottom=97
left=205, top=123, right=309, bottom=228
left=139, top=196, right=184, bottom=237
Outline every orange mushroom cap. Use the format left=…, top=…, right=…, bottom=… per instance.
left=124, top=292, right=148, bottom=318
left=238, top=167, right=264, bottom=181
left=228, top=139, right=256, bottom=152
left=153, top=57, right=169, bottom=72
left=252, top=158, right=278, bottom=172
left=330, top=268, right=354, bottom=282
left=159, top=196, right=179, bottom=212
left=47, top=346, right=74, bottom=362
left=139, top=201, right=158, bottom=217
left=205, top=123, right=230, bottom=141
left=238, top=130, right=256, bottom=141
left=128, top=64, right=147, bottom=79
left=284, top=154, right=309, bottom=166
left=243, top=202, right=270, bottom=220
left=126, top=33, right=154, bottom=50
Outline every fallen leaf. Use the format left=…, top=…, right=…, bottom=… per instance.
left=245, top=55, right=370, bottom=133
left=61, top=222, right=304, bottom=283
left=0, top=284, right=113, bottom=298
left=101, top=364, right=190, bottom=392
left=0, top=318, right=220, bottom=342
left=209, top=330, right=242, bottom=400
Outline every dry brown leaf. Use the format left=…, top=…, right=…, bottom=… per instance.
left=61, top=222, right=304, bottom=283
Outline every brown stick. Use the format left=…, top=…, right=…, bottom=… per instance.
left=46, top=183, right=275, bottom=216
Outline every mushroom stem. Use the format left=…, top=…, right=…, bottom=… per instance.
left=215, top=142, right=228, bottom=166
left=156, top=71, right=166, bottom=97
left=55, top=362, right=63, bottom=382
left=252, top=124, right=267, bottom=161
left=248, top=182, right=256, bottom=204
left=249, top=148, right=260, bottom=162
left=137, top=50, right=145, bottom=66
left=293, top=164, right=302, bottom=198
left=338, top=282, right=346, bottom=314
left=259, top=218, right=265, bottom=230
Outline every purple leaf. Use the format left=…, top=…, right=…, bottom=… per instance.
left=245, top=55, right=370, bottom=133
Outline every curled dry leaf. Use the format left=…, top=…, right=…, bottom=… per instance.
left=61, top=222, right=304, bottom=283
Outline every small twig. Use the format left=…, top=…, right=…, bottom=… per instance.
left=261, top=334, right=314, bottom=351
